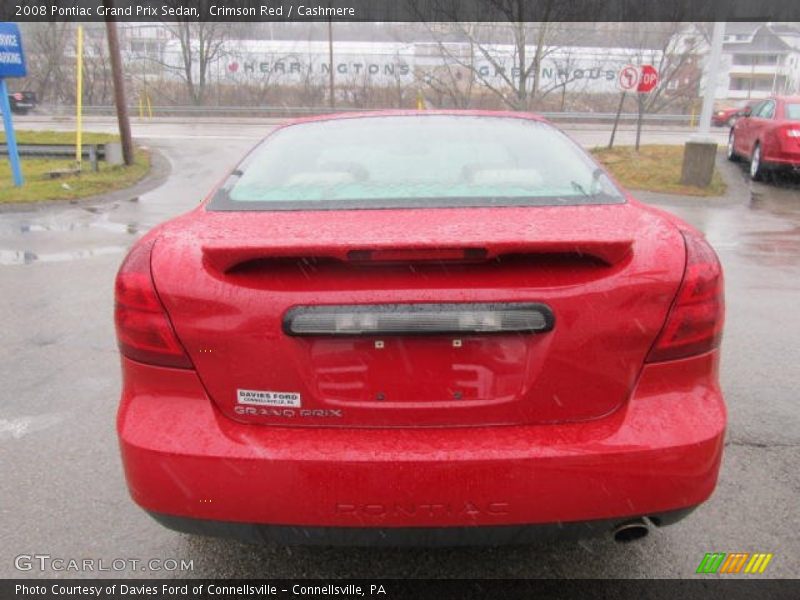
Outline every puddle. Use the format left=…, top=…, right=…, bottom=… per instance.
left=15, top=218, right=139, bottom=235
left=0, top=245, right=127, bottom=266
left=0, top=249, right=37, bottom=265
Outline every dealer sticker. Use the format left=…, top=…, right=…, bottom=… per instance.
left=237, top=388, right=301, bottom=407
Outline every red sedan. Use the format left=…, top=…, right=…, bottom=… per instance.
left=727, top=95, right=800, bottom=180
left=712, top=100, right=760, bottom=127
left=115, top=111, right=726, bottom=545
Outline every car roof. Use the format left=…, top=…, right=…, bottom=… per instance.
left=759, top=96, right=800, bottom=103
left=279, top=109, right=550, bottom=129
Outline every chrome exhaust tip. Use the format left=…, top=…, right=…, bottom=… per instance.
left=612, top=519, right=650, bottom=543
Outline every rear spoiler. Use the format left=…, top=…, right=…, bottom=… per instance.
left=202, top=240, right=633, bottom=273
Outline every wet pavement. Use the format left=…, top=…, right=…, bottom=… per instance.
left=0, top=126, right=798, bottom=579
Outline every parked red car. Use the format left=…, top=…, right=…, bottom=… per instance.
left=727, top=95, right=800, bottom=180
left=116, top=111, right=726, bottom=546
left=712, top=101, right=757, bottom=127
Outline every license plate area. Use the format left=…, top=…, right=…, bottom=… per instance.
left=307, top=335, right=534, bottom=406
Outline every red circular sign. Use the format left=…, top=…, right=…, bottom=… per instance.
left=618, top=65, right=639, bottom=91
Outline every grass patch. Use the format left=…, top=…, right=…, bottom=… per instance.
left=0, top=130, right=150, bottom=204
left=591, top=145, right=726, bottom=197
left=0, top=130, right=121, bottom=145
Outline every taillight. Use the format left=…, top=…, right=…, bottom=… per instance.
left=646, top=230, right=724, bottom=362
left=114, top=238, right=193, bottom=369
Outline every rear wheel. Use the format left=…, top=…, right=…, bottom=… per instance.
left=750, top=143, right=764, bottom=181
left=726, top=116, right=737, bottom=127
left=726, top=130, right=739, bottom=162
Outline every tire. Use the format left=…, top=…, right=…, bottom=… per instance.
left=726, top=116, right=737, bottom=127
left=726, top=130, right=740, bottom=162
left=750, top=143, right=764, bottom=181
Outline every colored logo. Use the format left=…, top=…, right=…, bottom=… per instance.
left=696, top=552, right=774, bottom=574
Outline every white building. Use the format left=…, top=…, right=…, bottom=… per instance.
left=716, top=23, right=800, bottom=100
left=163, top=37, right=663, bottom=95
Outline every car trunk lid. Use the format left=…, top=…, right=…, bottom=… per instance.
left=151, top=202, right=684, bottom=428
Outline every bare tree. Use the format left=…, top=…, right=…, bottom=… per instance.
left=224, top=48, right=289, bottom=107
left=622, top=21, right=707, bottom=148
left=155, top=2, right=231, bottom=105
left=298, top=52, right=327, bottom=108
left=388, top=51, right=413, bottom=108
left=414, top=38, right=477, bottom=109
left=82, top=31, right=114, bottom=106
left=22, top=23, right=75, bottom=104
left=410, top=0, right=588, bottom=110
left=642, top=22, right=710, bottom=114
left=539, top=48, right=594, bottom=111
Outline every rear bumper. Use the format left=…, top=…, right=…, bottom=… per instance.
left=147, top=507, right=696, bottom=546
left=764, top=148, right=800, bottom=169
left=117, top=351, right=726, bottom=541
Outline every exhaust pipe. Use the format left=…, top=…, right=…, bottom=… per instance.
left=612, top=519, right=650, bottom=543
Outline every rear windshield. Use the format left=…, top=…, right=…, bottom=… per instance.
left=209, top=115, right=624, bottom=211
left=786, top=104, right=800, bottom=120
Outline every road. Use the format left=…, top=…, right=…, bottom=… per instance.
left=12, top=114, right=731, bottom=148
left=0, top=119, right=797, bottom=579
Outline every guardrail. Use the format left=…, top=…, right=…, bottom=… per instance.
left=0, top=143, right=119, bottom=171
left=34, top=104, right=697, bottom=125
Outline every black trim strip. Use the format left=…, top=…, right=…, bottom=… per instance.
left=147, top=507, right=696, bottom=547
left=208, top=193, right=624, bottom=212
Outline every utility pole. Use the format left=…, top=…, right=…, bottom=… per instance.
left=75, top=25, right=83, bottom=167
left=696, top=22, right=725, bottom=138
left=680, top=22, right=726, bottom=187
left=327, top=17, right=335, bottom=109
left=104, top=2, right=134, bottom=166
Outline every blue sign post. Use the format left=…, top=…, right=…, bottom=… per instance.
left=0, top=22, right=28, bottom=187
